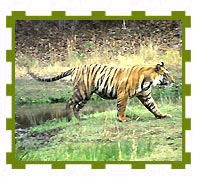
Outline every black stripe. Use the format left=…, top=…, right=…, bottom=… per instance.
left=97, top=74, right=105, bottom=86
left=151, top=105, right=156, bottom=110
left=82, top=66, right=85, bottom=76
left=73, top=72, right=79, bottom=83
left=147, top=102, right=153, bottom=109
left=81, top=77, right=88, bottom=100
left=73, top=67, right=80, bottom=82
left=86, top=66, right=90, bottom=92
left=125, top=68, right=133, bottom=89
left=82, top=66, right=89, bottom=99
left=143, top=81, right=153, bottom=91
left=96, top=66, right=107, bottom=87
left=91, top=64, right=99, bottom=75
left=148, top=102, right=154, bottom=109
left=99, top=65, right=107, bottom=74
left=143, top=96, right=151, bottom=102
left=110, top=68, right=119, bottom=83
left=110, top=86, right=117, bottom=99
left=92, top=65, right=101, bottom=79
left=103, top=68, right=113, bottom=87
left=141, top=79, right=145, bottom=90
left=144, top=92, right=151, bottom=98
left=142, top=92, right=151, bottom=102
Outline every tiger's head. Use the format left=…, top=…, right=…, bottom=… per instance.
left=153, top=62, right=175, bottom=87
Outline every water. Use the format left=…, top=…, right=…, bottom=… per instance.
left=15, top=101, right=117, bottom=128
left=16, top=103, right=66, bottom=128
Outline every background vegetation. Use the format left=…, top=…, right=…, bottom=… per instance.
left=15, top=20, right=182, bottom=161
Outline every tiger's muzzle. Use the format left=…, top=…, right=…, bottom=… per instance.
left=160, top=73, right=175, bottom=87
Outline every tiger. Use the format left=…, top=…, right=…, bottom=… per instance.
left=28, top=62, right=174, bottom=122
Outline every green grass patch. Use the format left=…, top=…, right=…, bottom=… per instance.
left=16, top=103, right=182, bottom=161
left=15, top=79, right=72, bottom=105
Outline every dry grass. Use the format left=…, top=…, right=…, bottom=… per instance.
left=16, top=43, right=182, bottom=78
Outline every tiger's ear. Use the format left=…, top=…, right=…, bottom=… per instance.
left=161, top=62, right=164, bottom=66
left=155, top=64, right=161, bottom=72
left=155, top=62, right=165, bottom=72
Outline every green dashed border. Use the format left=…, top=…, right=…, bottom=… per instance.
left=6, top=11, right=191, bottom=169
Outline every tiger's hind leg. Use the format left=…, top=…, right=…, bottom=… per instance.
left=137, top=93, right=172, bottom=118
left=70, top=86, right=91, bottom=121
left=73, top=100, right=88, bottom=121
left=66, top=98, right=73, bottom=122
left=66, top=98, right=88, bottom=122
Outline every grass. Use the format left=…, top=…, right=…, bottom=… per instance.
left=15, top=79, right=72, bottom=105
left=16, top=103, right=182, bottom=161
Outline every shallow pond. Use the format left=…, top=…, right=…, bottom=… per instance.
left=16, top=100, right=117, bottom=128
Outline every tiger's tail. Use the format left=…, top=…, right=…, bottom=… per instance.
left=27, top=67, right=75, bottom=82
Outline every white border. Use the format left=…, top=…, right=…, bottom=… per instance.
left=0, top=0, right=196, bottom=178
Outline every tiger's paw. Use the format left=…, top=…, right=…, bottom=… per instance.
left=118, top=116, right=129, bottom=122
left=164, top=114, right=172, bottom=118
left=156, top=114, right=172, bottom=119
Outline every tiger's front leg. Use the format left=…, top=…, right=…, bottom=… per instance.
left=137, top=94, right=172, bottom=118
left=117, top=92, right=129, bottom=122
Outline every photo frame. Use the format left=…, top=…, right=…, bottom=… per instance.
left=6, top=11, right=191, bottom=169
